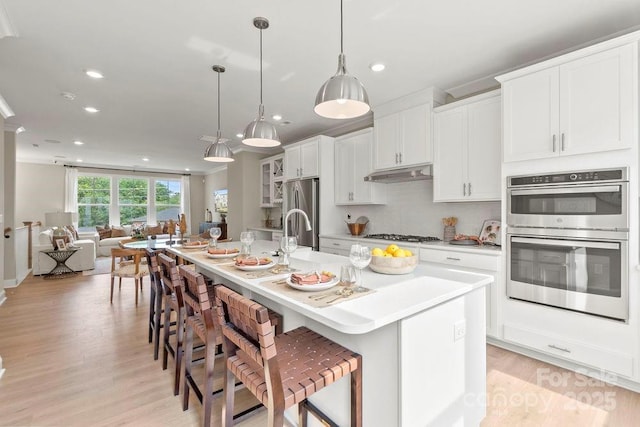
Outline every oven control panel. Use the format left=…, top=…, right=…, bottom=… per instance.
left=509, top=168, right=626, bottom=187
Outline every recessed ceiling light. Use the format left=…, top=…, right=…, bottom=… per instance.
left=369, top=62, right=386, bottom=72
left=76, top=159, right=83, bottom=162
left=84, top=106, right=99, bottom=113
left=236, top=133, right=243, bottom=138
left=272, top=114, right=282, bottom=121
left=85, top=69, right=104, bottom=79
left=16, top=126, right=25, bottom=133
left=185, top=168, right=190, bottom=171
left=73, top=140, right=84, bottom=145
left=142, top=157, right=150, bottom=162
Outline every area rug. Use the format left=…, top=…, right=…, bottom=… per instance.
left=83, top=257, right=112, bottom=276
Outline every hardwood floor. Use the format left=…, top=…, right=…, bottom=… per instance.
left=1, top=272, right=639, bottom=426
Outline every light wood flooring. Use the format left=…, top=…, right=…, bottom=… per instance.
left=1, top=272, right=640, bottom=426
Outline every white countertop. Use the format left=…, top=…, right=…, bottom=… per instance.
left=320, top=233, right=503, bottom=256
left=168, top=240, right=492, bottom=335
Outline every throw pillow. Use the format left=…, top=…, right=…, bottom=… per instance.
left=64, top=226, right=76, bottom=243
left=110, top=227, right=127, bottom=238
left=162, top=222, right=168, bottom=234
left=146, top=224, right=162, bottom=236
left=97, top=228, right=111, bottom=240
left=66, top=224, right=79, bottom=240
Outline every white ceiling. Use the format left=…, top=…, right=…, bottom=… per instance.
left=1, top=0, right=639, bottom=174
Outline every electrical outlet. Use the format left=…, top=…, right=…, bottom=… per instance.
left=453, top=320, right=466, bottom=341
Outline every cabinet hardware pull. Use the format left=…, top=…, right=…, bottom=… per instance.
left=463, top=183, right=466, bottom=196
left=446, top=257, right=461, bottom=261
left=548, top=344, right=571, bottom=353
left=395, top=153, right=399, bottom=164
left=552, top=134, right=557, bottom=152
left=399, top=152, right=402, bottom=163
left=468, top=182, right=471, bottom=196
left=561, top=133, right=565, bottom=151
left=333, top=243, right=340, bottom=246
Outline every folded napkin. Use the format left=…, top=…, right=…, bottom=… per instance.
left=290, top=271, right=334, bottom=285
left=208, top=248, right=239, bottom=255
left=183, top=240, right=208, bottom=247
left=235, top=257, right=272, bottom=266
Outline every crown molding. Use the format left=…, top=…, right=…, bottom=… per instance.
left=4, top=122, right=21, bottom=132
left=0, top=1, right=17, bottom=39
left=0, top=93, right=14, bottom=118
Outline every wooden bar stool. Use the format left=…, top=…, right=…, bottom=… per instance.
left=145, top=248, right=163, bottom=360
left=157, top=252, right=185, bottom=396
left=214, top=285, right=362, bottom=427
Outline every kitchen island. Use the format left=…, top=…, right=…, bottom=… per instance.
left=168, top=240, right=492, bottom=427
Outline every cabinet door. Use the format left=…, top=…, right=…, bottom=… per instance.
left=503, top=68, right=559, bottom=162
left=334, top=138, right=353, bottom=204
left=300, top=139, right=319, bottom=178
left=351, top=131, right=374, bottom=203
left=373, top=113, right=400, bottom=170
left=466, top=96, right=501, bottom=201
left=433, top=107, right=466, bottom=201
left=284, top=146, right=301, bottom=180
left=559, top=44, right=634, bottom=156
left=260, top=161, right=272, bottom=206
left=400, top=103, right=431, bottom=166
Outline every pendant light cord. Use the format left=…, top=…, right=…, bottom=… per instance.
left=259, top=28, right=264, bottom=105
left=340, top=0, right=344, bottom=54
left=217, top=70, right=221, bottom=133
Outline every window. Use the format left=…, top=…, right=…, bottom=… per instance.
left=77, top=175, right=111, bottom=230
left=118, top=178, right=148, bottom=225
left=76, top=173, right=184, bottom=230
left=155, top=179, right=181, bottom=222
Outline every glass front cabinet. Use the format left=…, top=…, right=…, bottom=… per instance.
left=260, top=154, right=284, bottom=207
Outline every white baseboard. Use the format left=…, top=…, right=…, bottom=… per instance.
left=3, top=279, right=17, bottom=288
left=0, top=355, right=5, bottom=379
left=0, top=289, right=5, bottom=306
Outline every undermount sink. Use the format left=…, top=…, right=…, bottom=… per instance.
left=290, top=250, right=344, bottom=264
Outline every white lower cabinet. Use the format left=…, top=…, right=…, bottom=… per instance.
left=503, top=323, right=634, bottom=378
left=421, top=247, right=501, bottom=338
left=319, top=237, right=351, bottom=256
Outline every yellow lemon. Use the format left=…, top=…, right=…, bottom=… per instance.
left=385, top=244, right=399, bottom=254
left=371, top=247, right=384, bottom=257
left=383, top=252, right=393, bottom=257
left=393, top=249, right=407, bottom=257
left=404, top=249, right=413, bottom=257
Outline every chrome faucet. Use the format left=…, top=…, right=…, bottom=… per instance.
left=283, top=208, right=312, bottom=243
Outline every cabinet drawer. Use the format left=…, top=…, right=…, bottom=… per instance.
left=420, top=248, right=499, bottom=271
left=320, top=238, right=351, bottom=250
left=319, top=247, right=349, bottom=257
left=503, top=324, right=633, bottom=377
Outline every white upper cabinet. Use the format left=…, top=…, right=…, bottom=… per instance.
left=372, top=87, right=446, bottom=171
left=260, top=154, right=284, bottom=207
left=500, top=42, right=635, bottom=162
left=335, top=128, right=386, bottom=205
left=284, top=137, right=319, bottom=180
left=433, top=90, right=501, bottom=202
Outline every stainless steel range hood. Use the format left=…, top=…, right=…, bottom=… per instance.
left=364, top=165, right=433, bottom=183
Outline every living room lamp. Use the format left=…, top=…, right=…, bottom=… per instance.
left=314, top=0, right=370, bottom=119
left=242, top=17, right=280, bottom=148
left=45, top=211, right=73, bottom=241
left=204, top=65, right=234, bottom=163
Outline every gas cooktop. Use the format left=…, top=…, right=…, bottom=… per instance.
left=363, top=234, right=441, bottom=243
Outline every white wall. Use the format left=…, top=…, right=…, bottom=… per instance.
left=15, top=162, right=65, bottom=225
left=227, top=151, right=262, bottom=240
left=188, top=174, right=204, bottom=234
left=0, top=116, right=5, bottom=306
left=3, top=130, right=16, bottom=285
left=336, top=180, right=501, bottom=238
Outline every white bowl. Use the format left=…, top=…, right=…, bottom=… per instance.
left=369, top=255, right=418, bottom=275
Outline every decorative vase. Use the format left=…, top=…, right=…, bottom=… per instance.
left=443, top=226, right=456, bottom=242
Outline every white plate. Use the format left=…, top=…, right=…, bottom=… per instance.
left=286, top=276, right=339, bottom=292
left=206, top=252, right=238, bottom=259
left=234, top=261, right=275, bottom=271
left=181, top=243, right=208, bottom=249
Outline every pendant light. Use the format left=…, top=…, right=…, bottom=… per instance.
left=204, top=65, right=234, bottom=162
left=314, top=0, right=370, bottom=119
left=242, top=17, right=280, bottom=148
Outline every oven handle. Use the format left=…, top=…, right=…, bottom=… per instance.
left=510, top=185, right=620, bottom=196
left=511, top=236, right=620, bottom=250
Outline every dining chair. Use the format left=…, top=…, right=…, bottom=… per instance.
left=110, top=248, right=150, bottom=305
left=214, top=285, right=362, bottom=427
left=157, top=252, right=186, bottom=396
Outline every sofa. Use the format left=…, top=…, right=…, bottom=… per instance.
left=33, top=227, right=96, bottom=275
left=84, top=224, right=170, bottom=257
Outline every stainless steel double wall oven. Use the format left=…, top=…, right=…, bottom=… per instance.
left=506, top=168, right=629, bottom=321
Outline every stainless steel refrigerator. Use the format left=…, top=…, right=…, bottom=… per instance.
left=284, top=178, right=319, bottom=250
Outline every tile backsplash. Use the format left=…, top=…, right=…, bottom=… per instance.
left=337, top=180, right=501, bottom=238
